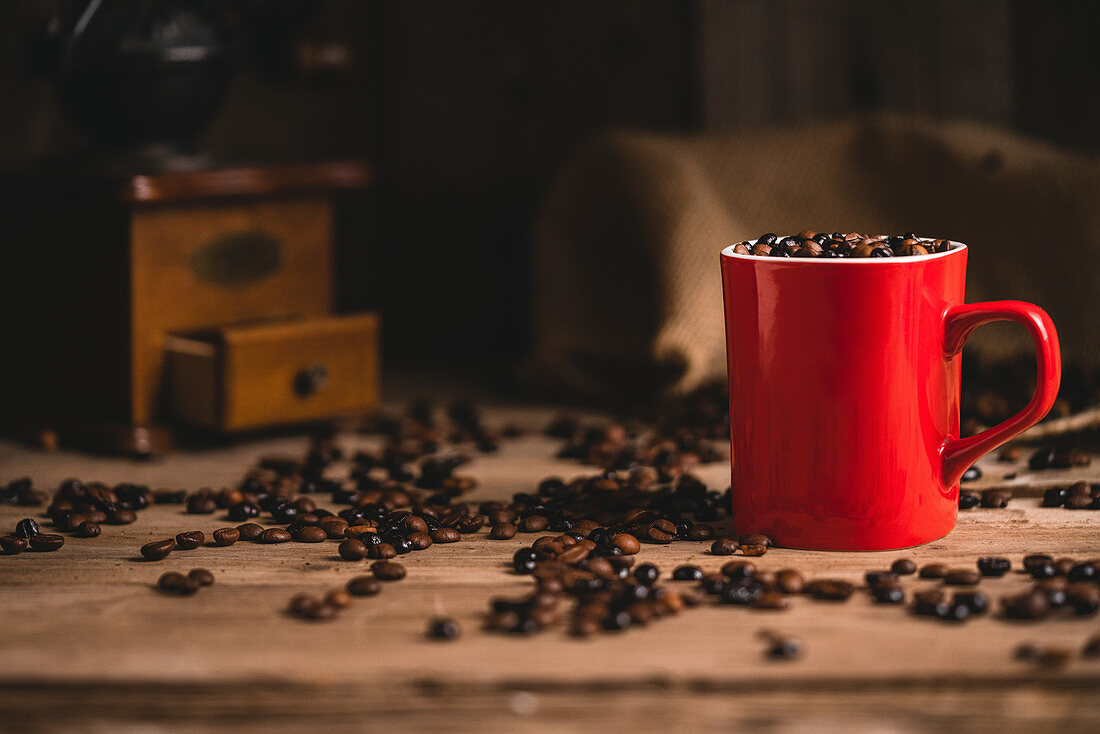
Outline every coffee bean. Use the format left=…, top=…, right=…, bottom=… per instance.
left=977, top=557, right=1010, bottom=576
left=913, top=589, right=947, bottom=616
left=188, top=568, right=215, bottom=587
left=711, top=537, right=739, bottom=555
left=287, top=593, right=320, bottom=615
left=740, top=543, right=768, bottom=556
left=958, top=492, right=980, bottom=510
left=1, top=534, right=28, bottom=554
left=766, top=638, right=802, bottom=660
left=954, top=591, right=988, bottom=615
left=1065, top=494, right=1093, bottom=510
left=430, top=528, right=461, bottom=543
left=1067, top=584, right=1099, bottom=615
left=938, top=602, right=970, bottom=622
left=633, top=563, right=659, bottom=586
left=1028, top=560, right=1057, bottom=580
left=1083, top=635, right=1100, bottom=658
left=175, top=531, right=205, bottom=550
left=157, top=571, right=187, bottom=591
left=368, top=542, right=397, bottom=559
left=370, top=560, right=406, bottom=581
left=775, top=569, right=804, bottom=594
left=980, top=489, right=1011, bottom=508
left=641, top=520, right=676, bottom=544
left=755, top=591, right=789, bottom=610
left=805, top=579, right=854, bottom=600
left=1014, top=642, right=1040, bottom=660
left=186, top=496, right=217, bottom=514
left=14, top=518, right=39, bottom=538
left=519, top=515, right=549, bottom=532
left=686, top=524, right=715, bottom=540
left=236, top=523, right=264, bottom=541
left=721, top=560, right=757, bottom=581
left=872, top=584, right=905, bottom=604
left=141, top=539, right=174, bottom=561
left=260, top=528, right=291, bottom=544
left=944, top=569, right=981, bottom=586
left=919, top=563, right=949, bottom=579
left=339, top=538, right=368, bottom=560
left=294, top=526, right=327, bottom=543
left=1068, top=562, right=1097, bottom=583
left=672, top=565, right=703, bottom=581
left=407, top=531, right=433, bottom=550
left=1053, top=557, right=1077, bottom=576
left=1023, top=554, right=1053, bottom=573
left=323, top=588, right=353, bottom=609
left=212, top=528, right=239, bottom=546
left=347, top=575, right=381, bottom=596
left=302, top=600, right=336, bottom=621
left=739, top=533, right=773, bottom=548
left=961, top=466, right=982, bottom=482
left=490, top=523, right=518, bottom=540
left=76, top=521, right=101, bottom=538
left=427, top=617, right=461, bottom=640
left=891, top=559, right=917, bottom=575
left=612, top=533, right=641, bottom=554
left=865, top=571, right=898, bottom=588
left=1042, top=486, right=1067, bottom=507
left=1002, top=590, right=1050, bottom=619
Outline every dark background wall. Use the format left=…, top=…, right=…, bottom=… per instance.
left=1, top=0, right=1096, bottom=375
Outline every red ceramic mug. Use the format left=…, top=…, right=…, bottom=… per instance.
left=720, top=239, right=1060, bottom=550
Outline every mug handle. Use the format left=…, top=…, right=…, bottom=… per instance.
left=941, top=300, right=1061, bottom=487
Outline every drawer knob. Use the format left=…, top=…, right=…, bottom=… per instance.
left=293, top=364, right=328, bottom=397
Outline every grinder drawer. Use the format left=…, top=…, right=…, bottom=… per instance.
left=167, top=314, right=379, bottom=431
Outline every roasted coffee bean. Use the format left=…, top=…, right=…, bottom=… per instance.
left=430, top=528, right=461, bottom=543
left=519, top=515, right=549, bottom=532
left=1002, top=590, right=1050, bottom=619
left=919, top=563, right=949, bottom=579
left=865, top=571, right=898, bottom=588
left=721, top=560, right=757, bottom=581
left=672, top=565, right=704, bottom=581
left=872, top=584, right=905, bottom=604
left=1023, top=554, right=1053, bottom=573
left=490, top=522, right=518, bottom=540
left=944, top=569, right=981, bottom=586
left=294, top=526, right=327, bottom=543
left=347, top=575, right=381, bottom=596
left=686, top=524, right=716, bottom=540
left=188, top=568, right=215, bottom=586
left=14, top=518, right=39, bottom=538
left=212, top=527, right=239, bottom=546
left=775, top=569, right=804, bottom=594
left=187, top=496, right=216, bottom=514
left=1065, top=494, right=1093, bottom=510
left=1042, top=486, right=1068, bottom=507
left=236, top=523, right=264, bottom=541
left=1, top=534, right=28, bottom=554
left=805, top=579, right=854, bottom=601
left=227, top=501, right=260, bottom=521
left=141, top=539, right=174, bottom=561
left=1014, top=642, right=1041, bottom=660
left=980, top=489, right=1011, bottom=508
left=76, top=521, right=101, bottom=538
left=958, top=492, right=980, bottom=510
left=260, top=528, right=291, bottom=544
left=319, top=517, right=349, bottom=539
left=720, top=582, right=764, bottom=605
left=157, top=572, right=187, bottom=591
left=739, top=533, right=773, bottom=548
left=641, top=520, right=676, bottom=544
left=370, top=560, right=406, bottom=581
left=740, top=543, right=768, bottom=556
left=105, top=508, right=136, bottom=525
left=339, top=538, right=368, bottom=560
left=1053, top=557, right=1077, bottom=576
left=368, top=542, right=397, bottom=559
left=1028, top=560, right=1057, bottom=580
left=612, top=533, right=641, bottom=554
left=766, top=637, right=802, bottom=660
left=938, top=602, right=971, bottom=622
left=1068, top=562, right=1097, bottom=583
left=324, top=588, right=353, bottom=609
left=427, top=617, right=461, bottom=640
left=175, top=531, right=205, bottom=550
left=977, top=557, right=1010, bottom=576
left=711, top=537, right=739, bottom=555
left=961, top=466, right=982, bottom=482
left=407, top=531, right=433, bottom=550
left=954, top=591, right=988, bottom=615
left=891, top=559, right=917, bottom=575
left=913, top=589, right=947, bottom=616
left=755, top=591, right=789, bottom=610
left=455, top=515, right=486, bottom=534
left=513, top=547, right=537, bottom=574
left=1084, top=635, right=1100, bottom=658
left=633, top=563, right=659, bottom=586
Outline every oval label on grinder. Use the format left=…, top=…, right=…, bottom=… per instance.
left=191, top=231, right=283, bottom=288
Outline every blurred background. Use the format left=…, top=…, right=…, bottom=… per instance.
left=1, top=0, right=1098, bottom=448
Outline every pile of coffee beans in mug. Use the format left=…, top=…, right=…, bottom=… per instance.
left=731, top=232, right=954, bottom=258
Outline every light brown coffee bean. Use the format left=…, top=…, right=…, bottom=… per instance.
left=740, top=544, right=768, bottom=556
left=775, top=569, right=804, bottom=594
left=519, top=515, right=549, bottom=532
left=611, top=533, right=641, bottom=554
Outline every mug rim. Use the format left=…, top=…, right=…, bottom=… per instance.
left=721, top=237, right=967, bottom=263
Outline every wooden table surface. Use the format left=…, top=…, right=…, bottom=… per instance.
left=1, top=406, right=1098, bottom=733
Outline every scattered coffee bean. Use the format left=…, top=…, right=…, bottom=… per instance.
left=175, top=531, right=205, bottom=550
left=212, top=527, right=239, bottom=546
left=633, top=563, right=659, bottom=586
left=755, top=591, right=789, bottom=610
left=980, top=489, right=1011, bottom=508
left=766, top=637, right=803, bottom=660
left=740, top=543, right=768, bottom=556
left=872, top=584, right=905, bottom=604
left=260, top=528, right=291, bottom=544
left=1035, top=647, right=1072, bottom=668
left=1042, top=486, right=1068, bottom=507
left=890, top=558, right=917, bottom=575
left=14, top=518, right=40, bottom=539
left=157, top=571, right=187, bottom=592
left=430, top=528, right=461, bottom=543
left=427, top=617, right=461, bottom=639
left=977, top=557, right=1010, bottom=576
left=186, top=496, right=216, bottom=514
left=323, top=588, right=353, bottom=609
left=371, top=560, right=406, bottom=581
left=105, top=508, right=136, bottom=525
left=612, top=533, right=641, bottom=554
left=672, top=565, right=703, bottom=581
left=865, top=571, right=898, bottom=588
left=958, top=492, right=980, bottom=510
left=944, top=569, right=981, bottom=586
left=1, top=534, right=28, bottom=554
left=141, top=539, right=174, bottom=561
left=913, top=589, right=947, bottom=616
left=1068, top=562, right=1097, bottom=583
left=236, top=523, right=264, bottom=541
left=368, top=542, right=397, bottom=559
left=1002, top=590, right=1050, bottom=619
left=805, top=579, right=854, bottom=601
left=490, top=523, right=518, bottom=540
left=339, top=538, right=368, bottom=561
left=188, top=568, right=215, bottom=586
left=519, top=515, right=549, bottom=532
left=775, top=569, right=804, bottom=594
left=76, top=521, right=101, bottom=538
left=953, top=591, right=988, bottom=615
left=1083, top=635, right=1100, bottom=658
left=711, top=537, right=739, bottom=555
left=294, top=526, right=327, bottom=543
left=919, top=563, right=949, bottom=579
left=346, top=575, right=381, bottom=596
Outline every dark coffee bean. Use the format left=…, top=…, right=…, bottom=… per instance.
left=1, top=534, right=28, bottom=554
left=641, top=520, right=676, bottom=544
left=958, top=492, right=980, bottom=510
left=455, top=515, right=486, bottom=534
left=212, top=527, right=239, bottom=546
left=339, top=538, right=368, bottom=560
left=141, top=539, right=174, bottom=561
left=913, top=589, right=946, bottom=616
left=865, top=571, right=899, bottom=588
left=954, top=591, right=988, bottom=615
left=686, top=524, right=715, bottom=540
left=872, top=584, right=905, bottom=604
left=1041, top=486, right=1067, bottom=507
left=519, top=515, right=549, bottom=532
left=711, top=537, right=739, bottom=555
left=1065, top=494, right=1093, bottom=510
left=431, top=528, right=461, bottom=543
left=175, top=531, right=205, bottom=550
left=187, top=496, right=217, bottom=514
left=1023, top=554, right=1053, bottom=573
left=1014, top=642, right=1040, bottom=660
left=407, top=531, right=433, bottom=550
left=944, top=569, right=981, bottom=586
left=368, top=542, right=397, bottom=559
left=303, top=601, right=337, bottom=621
left=1084, top=635, right=1100, bottom=658
left=722, top=560, right=757, bottom=581
left=977, top=557, right=1010, bottom=576
left=805, top=579, right=854, bottom=601
left=490, top=523, right=518, bottom=540
left=775, top=569, right=804, bottom=594
left=260, top=528, right=291, bottom=544
left=891, top=559, right=917, bottom=575
left=76, top=521, right=101, bottom=538
left=612, top=533, right=641, bottom=554
left=236, top=523, right=264, bottom=541
left=14, top=518, right=40, bottom=538
left=1068, top=562, right=1097, bottom=583
left=319, top=517, right=349, bottom=539
left=1002, top=590, right=1050, bottom=619
left=1028, top=561, right=1057, bottom=580
left=347, top=575, right=382, bottom=596
left=672, top=565, right=703, bottom=581
left=961, top=466, right=982, bottom=482
left=513, top=547, right=537, bottom=574
left=1035, top=648, right=1073, bottom=668
left=294, top=526, right=327, bottom=543
left=938, top=602, right=970, bottom=622
left=766, top=638, right=802, bottom=660
left=980, top=489, right=1011, bottom=508
left=633, top=563, right=659, bottom=586
left=1053, top=557, right=1076, bottom=576
left=188, top=568, right=215, bottom=586
left=370, top=560, right=406, bottom=581
left=427, top=617, right=461, bottom=640
left=105, top=508, right=136, bottom=525
left=919, top=563, right=949, bottom=579
left=157, top=572, right=187, bottom=592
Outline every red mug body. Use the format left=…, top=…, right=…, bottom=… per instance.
left=720, top=241, right=1060, bottom=550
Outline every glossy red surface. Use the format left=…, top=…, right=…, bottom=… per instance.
left=720, top=244, right=1060, bottom=550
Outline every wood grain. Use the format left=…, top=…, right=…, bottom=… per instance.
left=0, top=411, right=1097, bottom=732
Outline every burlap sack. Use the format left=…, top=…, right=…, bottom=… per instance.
left=531, top=114, right=1100, bottom=432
